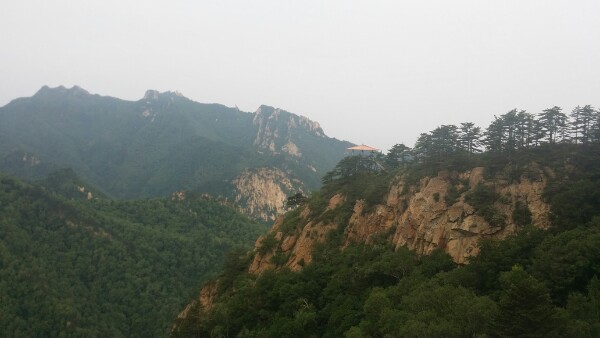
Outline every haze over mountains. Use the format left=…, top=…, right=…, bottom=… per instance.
left=2, top=84, right=600, bottom=336
left=0, top=85, right=353, bottom=220
left=0, top=86, right=355, bottom=335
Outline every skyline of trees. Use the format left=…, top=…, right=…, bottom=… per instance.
left=387, top=105, right=599, bottom=163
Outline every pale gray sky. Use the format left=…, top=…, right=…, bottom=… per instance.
left=1, top=0, right=599, bottom=151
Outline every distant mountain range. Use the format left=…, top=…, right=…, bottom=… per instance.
left=0, top=86, right=353, bottom=220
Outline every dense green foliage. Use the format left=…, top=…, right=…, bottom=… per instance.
left=464, top=182, right=507, bottom=228
left=0, top=86, right=351, bottom=200
left=0, top=174, right=266, bottom=337
left=173, top=143, right=600, bottom=337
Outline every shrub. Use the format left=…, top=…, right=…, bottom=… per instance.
left=258, top=233, right=278, bottom=255
left=465, top=183, right=499, bottom=207
left=271, top=251, right=289, bottom=267
left=512, top=201, right=532, bottom=226
left=465, top=183, right=506, bottom=228
left=279, top=208, right=303, bottom=235
left=445, top=185, right=459, bottom=205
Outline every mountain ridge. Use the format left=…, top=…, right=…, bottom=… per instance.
left=0, top=85, right=353, bottom=220
left=171, top=143, right=600, bottom=337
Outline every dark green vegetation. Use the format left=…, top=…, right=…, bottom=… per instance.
left=174, top=217, right=600, bottom=337
left=0, top=86, right=351, bottom=201
left=173, top=104, right=600, bottom=337
left=0, top=174, right=267, bottom=337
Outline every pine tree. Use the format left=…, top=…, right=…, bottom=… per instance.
left=538, top=106, right=567, bottom=144
left=385, top=143, right=411, bottom=168
left=458, top=122, right=482, bottom=155
left=491, top=266, right=560, bottom=337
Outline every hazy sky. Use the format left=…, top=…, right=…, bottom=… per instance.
left=1, top=1, right=599, bottom=151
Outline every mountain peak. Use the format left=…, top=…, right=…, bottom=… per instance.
left=34, top=85, right=90, bottom=98
left=254, top=105, right=325, bottom=137
left=143, top=89, right=160, bottom=101
left=142, top=89, right=187, bottom=101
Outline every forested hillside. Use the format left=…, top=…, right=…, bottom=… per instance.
left=173, top=105, right=600, bottom=337
left=0, top=173, right=266, bottom=337
left=0, top=86, right=352, bottom=220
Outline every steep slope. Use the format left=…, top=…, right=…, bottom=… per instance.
left=172, top=144, right=600, bottom=337
left=0, top=86, right=352, bottom=220
left=250, top=163, right=550, bottom=274
left=0, top=173, right=266, bottom=337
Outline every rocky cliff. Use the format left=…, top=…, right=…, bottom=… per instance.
left=231, top=167, right=306, bottom=221
left=252, top=105, right=325, bottom=157
left=250, top=163, right=551, bottom=273
left=184, top=163, right=552, bottom=315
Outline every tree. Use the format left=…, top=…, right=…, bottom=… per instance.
left=484, top=115, right=506, bottom=153
left=458, top=122, right=482, bottom=155
left=385, top=143, right=411, bottom=169
left=413, top=125, right=459, bottom=161
left=394, top=282, right=496, bottom=338
left=538, top=106, right=567, bottom=144
left=285, top=193, right=307, bottom=208
left=570, top=106, right=583, bottom=144
left=515, top=110, right=536, bottom=149
left=569, top=105, right=597, bottom=145
left=484, top=109, right=537, bottom=156
left=430, top=124, right=459, bottom=157
left=530, top=224, right=600, bottom=304
left=491, top=266, right=561, bottom=337
left=592, top=107, right=600, bottom=143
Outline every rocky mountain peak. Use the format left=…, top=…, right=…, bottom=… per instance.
left=143, top=89, right=161, bottom=101
left=254, top=105, right=324, bottom=135
left=252, top=105, right=326, bottom=156
left=142, top=89, right=188, bottom=102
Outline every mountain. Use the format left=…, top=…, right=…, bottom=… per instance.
left=0, top=86, right=353, bottom=220
left=0, top=173, right=266, bottom=337
left=172, top=143, right=600, bottom=337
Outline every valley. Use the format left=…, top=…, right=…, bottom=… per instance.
left=1, top=89, right=600, bottom=337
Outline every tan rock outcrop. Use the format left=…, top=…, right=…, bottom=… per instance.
left=232, top=167, right=305, bottom=221
left=179, top=164, right=553, bottom=331
left=249, top=165, right=551, bottom=270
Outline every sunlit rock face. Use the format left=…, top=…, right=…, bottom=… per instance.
left=252, top=105, right=325, bottom=157
left=232, top=167, right=306, bottom=221
left=170, top=162, right=555, bottom=331
left=250, top=163, right=550, bottom=273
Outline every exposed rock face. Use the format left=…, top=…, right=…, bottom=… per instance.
left=232, top=167, right=306, bottom=221
left=249, top=206, right=336, bottom=273
left=382, top=167, right=550, bottom=263
left=252, top=105, right=325, bottom=157
left=174, top=280, right=219, bottom=325
left=251, top=164, right=551, bottom=271
left=143, top=89, right=160, bottom=101
left=175, top=164, right=552, bottom=332
left=22, top=154, right=41, bottom=166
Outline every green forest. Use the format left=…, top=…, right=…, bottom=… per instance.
left=2, top=102, right=600, bottom=337
left=0, top=174, right=266, bottom=337
left=172, top=105, right=600, bottom=337
left=0, top=87, right=350, bottom=201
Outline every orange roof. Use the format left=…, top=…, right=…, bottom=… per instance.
left=347, top=144, right=379, bottom=151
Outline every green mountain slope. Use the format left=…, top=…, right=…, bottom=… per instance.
left=0, top=86, right=352, bottom=219
left=0, top=173, right=267, bottom=337
left=172, top=143, right=600, bottom=337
